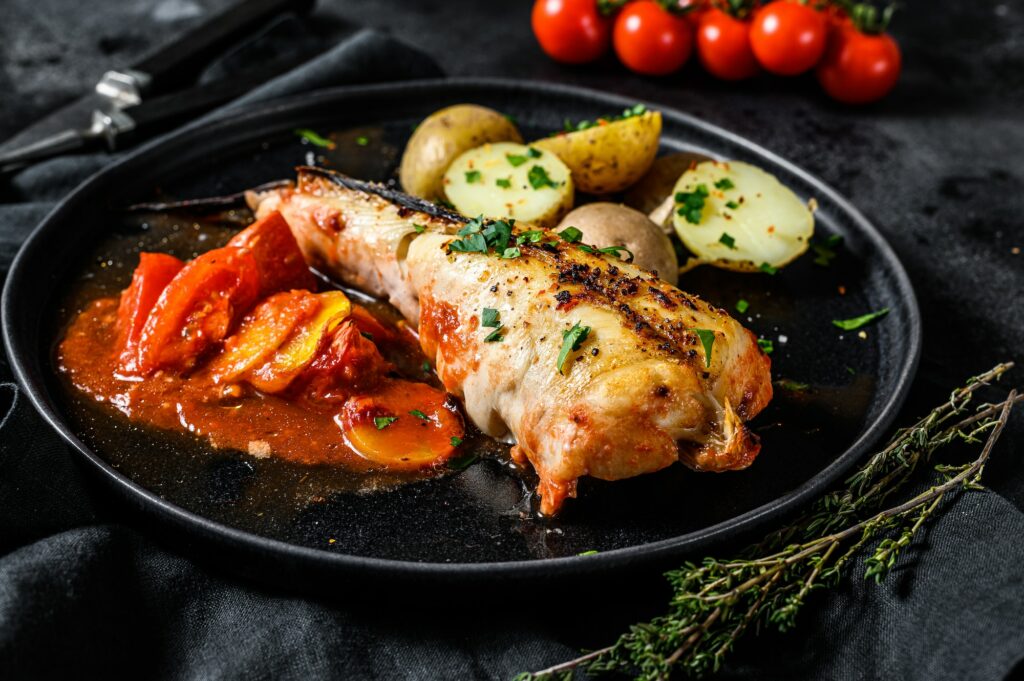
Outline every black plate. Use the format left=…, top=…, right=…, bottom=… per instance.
left=2, top=79, right=920, bottom=583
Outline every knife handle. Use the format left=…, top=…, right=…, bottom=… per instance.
left=131, top=0, right=315, bottom=95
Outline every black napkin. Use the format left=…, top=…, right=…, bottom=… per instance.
left=1, top=10, right=1023, bottom=681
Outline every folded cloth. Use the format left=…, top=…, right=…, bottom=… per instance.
left=1, top=14, right=1023, bottom=681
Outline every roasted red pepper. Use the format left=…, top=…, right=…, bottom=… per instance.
left=227, top=210, right=317, bottom=294
left=115, top=252, right=185, bottom=375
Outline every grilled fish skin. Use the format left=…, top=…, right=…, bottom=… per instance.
left=249, top=167, right=773, bottom=514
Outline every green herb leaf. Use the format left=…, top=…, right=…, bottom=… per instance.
left=758, top=338, right=775, bottom=354
left=481, top=308, right=501, bottom=328
left=675, top=185, right=709, bottom=224
left=450, top=436, right=463, bottom=447
left=719, top=233, right=737, bottom=249
left=457, top=215, right=484, bottom=236
left=558, top=226, right=583, bottom=243
left=447, top=451, right=478, bottom=471
left=409, top=409, right=430, bottom=421
left=577, top=550, right=599, bottom=556
left=465, top=170, right=482, bottom=184
left=295, top=128, right=334, bottom=149
left=735, top=299, right=750, bottom=314
left=413, top=223, right=427, bottom=234
left=694, top=329, right=716, bottom=368
left=557, top=322, right=592, bottom=374
left=506, top=153, right=528, bottom=167
left=496, top=177, right=512, bottom=189
left=812, top=234, right=844, bottom=267
left=715, top=177, right=735, bottom=190
left=373, top=416, right=398, bottom=430
left=777, top=379, right=810, bottom=391
left=528, top=165, right=559, bottom=190
left=484, top=327, right=504, bottom=343
left=578, top=244, right=635, bottom=263
left=447, top=232, right=488, bottom=254
left=527, top=147, right=543, bottom=158
left=759, top=262, right=779, bottom=275
left=421, top=361, right=431, bottom=374
left=355, top=135, right=369, bottom=146
left=516, top=230, right=545, bottom=244
left=501, top=246, right=521, bottom=259
left=725, top=200, right=740, bottom=210
left=832, top=308, right=890, bottom=330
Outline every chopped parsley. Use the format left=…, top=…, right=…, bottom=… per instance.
left=360, top=331, right=374, bottom=341
left=832, top=308, right=889, bottom=331
left=578, top=243, right=635, bottom=263
left=777, top=379, right=809, bottom=391
left=558, top=226, right=583, bottom=243
left=373, top=416, right=398, bottom=430
left=725, top=200, right=740, bottom=210
left=413, top=223, right=427, bottom=234
left=355, top=135, right=369, bottom=146
left=516, top=230, right=545, bottom=244
left=577, top=550, right=599, bottom=556
left=295, top=128, right=334, bottom=149
left=422, top=361, right=431, bottom=374
left=448, top=232, right=487, bottom=254
left=561, top=104, right=647, bottom=133
left=447, top=451, right=478, bottom=470
left=719, top=232, right=737, bottom=249
left=528, top=165, right=559, bottom=190
left=694, top=329, right=716, bottom=368
left=757, top=338, right=775, bottom=354
left=735, top=299, right=750, bottom=314
left=528, top=147, right=543, bottom=158
left=759, top=262, right=779, bottom=275
left=676, top=184, right=709, bottom=224
left=465, top=170, right=482, bottom=184
left=812, top=234, right=844, bottom=267
left=714, top=177, right=735, bottom=190
left=501, top=246, right=521, bottom=259
left=447, top=216, right=514, bottom=256
left=483, top=328, right=504, bottom=343
left=557, top=322, right=591, bottom=374
left=409, top=409, right=430, bottom=421
left=496, top=177, right=512, bottom=189
left=450, top=436, right=463, bottom=447
left=506, top=153, right=528, bottom=167
left=481, top=308, right=501, bottom=328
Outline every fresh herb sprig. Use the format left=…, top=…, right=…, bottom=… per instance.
left=517, top=363, right=1018, bottom=681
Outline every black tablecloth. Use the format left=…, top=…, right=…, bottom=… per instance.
left=1, top=1, right=1022, bottom=679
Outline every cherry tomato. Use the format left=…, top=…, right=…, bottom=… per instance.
left=696, top=8, right=760, bottom=80
left=532, top=0, right=612, bottom=64
left=115, top=252, right=184, bottom=374
left=227, top=210, right=316, bottom=295
left=749, top=1, right=827, bottom=75
left=817, top=26, right=901, bottom=104
left=613, top=1, right=693, bottom=76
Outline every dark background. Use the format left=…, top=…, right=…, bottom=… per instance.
left=1, top=1, right=1022, bottom=679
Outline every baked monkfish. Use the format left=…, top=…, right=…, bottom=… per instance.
left=250, top=167, right=773, bottom=514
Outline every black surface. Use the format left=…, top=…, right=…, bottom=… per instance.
left=1, top=1, right=1022, bottom=679
left=4, top=80, right=919, bottom=574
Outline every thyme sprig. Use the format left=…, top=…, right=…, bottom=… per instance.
left=518, top=363, right=1018, bottom=681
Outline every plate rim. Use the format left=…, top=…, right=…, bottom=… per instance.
left=1, top=77, right=921, bottom=581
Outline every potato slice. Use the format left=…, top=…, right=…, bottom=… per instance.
left=531, top=111, right=661, bottom=195
left=623, top=151, right=713, bottom=216
left=671, top=160, right=814, bottom=272
left=399, top=105, right=523, bottom=200
left=443, top=142, right=574, bottom=227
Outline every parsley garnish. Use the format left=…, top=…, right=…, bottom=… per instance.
left=528, top=147, right=543, bottom=158
left=465, top=170, right=482, bottom=184
left=578, top=550, right=599, bottom=556
left=714, top=177, right=735, bottom=190
left=448, top=216, right=514, bottom=255
left=561, top=104, right=647, bottom=133
left=448, top=232, right=487, bottom=253
left=777, top=379, right=809, bottom=391
left=484, top=328, right=504, bottom=343
left=725, top=200, right=740, bottom=210
left=409, top=409, right=430, bottom=421
left=557, top=322, right=592, bottom=374
left=447, top=451, right=478, bottom=470
left=413, top=223, right=427, bottom=234
left=757, top=338, right=775, bottom=354
left=694, top=329, right=716, bottom=368
left=516, top=230, right=545, bottom=244
left=496, top=177, right=512, bottom=189
left=450, top=436, right=463, bottom=447
left=421, top=361, right=431, bottom=374
left=735, top=299, right=750, bottom=314
left=719, top=233, right=737, bottom=249
left=558, top=226, right=583, bottom=243
left=528, top=165, right=559, bottom=190
left=481, top=308, right=501, bottom=328
left=295, top=128, right=334, bottom=149
left=506, top=153, right=528, bottom=167
left=812, top=234, right=844, bottom=267
left=832, top=308, right=889, bottom=331
left=501, top=246, right=521, bottom=259
left=578, top=244, right=635, bottom=263
left=676, top=184, right=709, bottom=224
left=373, top=416, right=398, bottom=430
left=759, top=262, right=779, bottom=275
left=355, top=135, right=369, bottom=146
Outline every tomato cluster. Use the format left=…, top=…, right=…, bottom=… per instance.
left=531, top=0, right=901, bottom=104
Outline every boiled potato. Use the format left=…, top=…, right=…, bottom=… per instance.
left=556, top=203, right=678, bottom=285
left=531, top=111, right=662, bottom=195
left=672, top=160, right=814, bottom=272
left=443, top=142, right=574, bottom=227
left=623, top=151, right=713, bottom=215
left=399, top=105, right=523, bottom=200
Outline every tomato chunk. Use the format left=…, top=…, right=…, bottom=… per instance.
left=115, top=252, right=184, bottom=374
left=296, top=319, right=391, bottom=400
left=227, top=210, right=316, bottom=294
left=339, top=380, right=464, bottom=470
left=135, top=246, right=260, bottom=374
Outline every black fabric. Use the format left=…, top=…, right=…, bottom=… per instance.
left=1, top=1, right=1023, bottom=680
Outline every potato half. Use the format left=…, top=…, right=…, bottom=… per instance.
left=671, top=160, right=814, bottom=272
left=623, top=151, right=713, bottom=216
left=443, top=142, right=574, bottom=227
left=399, top=105, right=523, bottom=200
left=531, top=111, right=662, bottom=195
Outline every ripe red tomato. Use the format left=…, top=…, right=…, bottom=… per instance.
left=696, top=8, right=759, bottom=80
left=817, top=26, right=901, bottom=104
left=532, top=0, right=612, bottom=64
left=749, top=1, right=827, bottom=75
left=613, top=1, right=694, bottom=75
